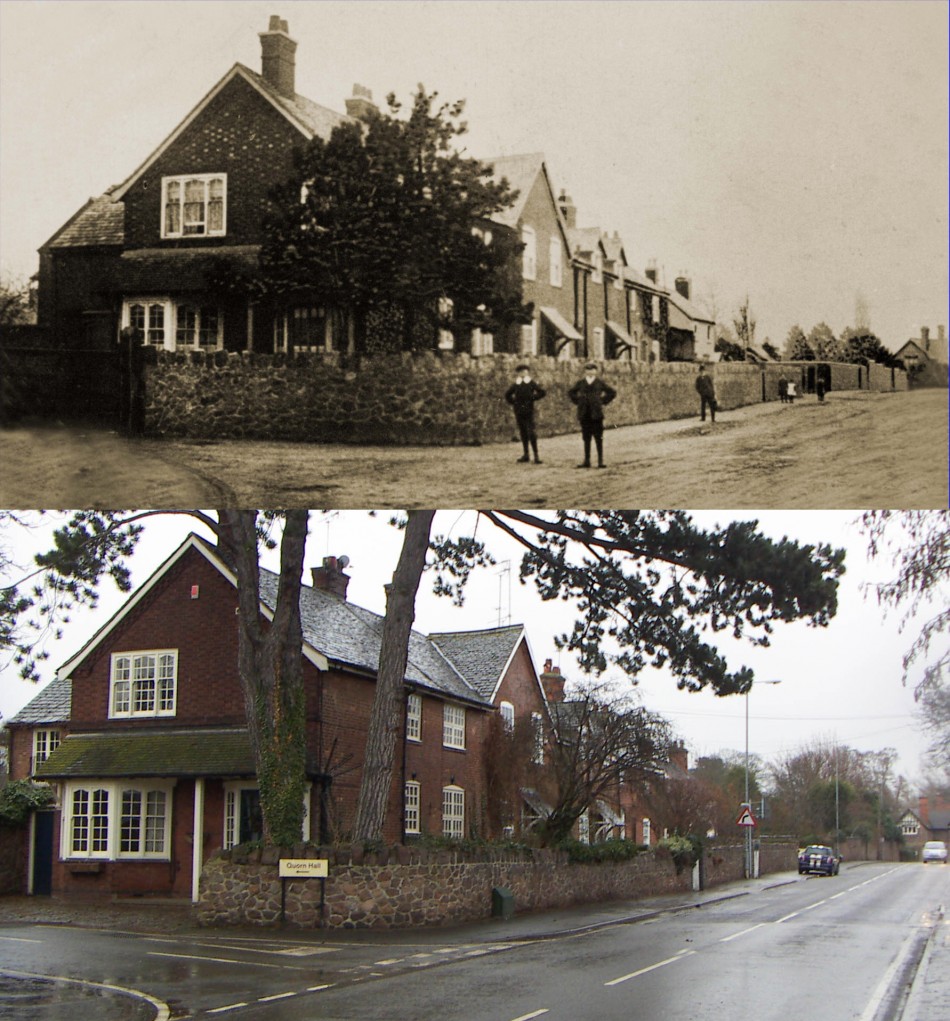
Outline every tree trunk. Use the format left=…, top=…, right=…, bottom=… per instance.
left=353, top=509, right=436, bottom=843
left=220, top=510, right=310, bottom=847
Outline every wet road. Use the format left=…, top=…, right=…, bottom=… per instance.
left=1, top=863, right=946, bottom=1020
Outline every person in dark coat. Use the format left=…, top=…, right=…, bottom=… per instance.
left=504, top=363, right=546, bottom=463
left=568, top=361, right=617, bottom=468
left=695, top=364, right=717, bottom=423
left=778, top=374, right=789, bottom=404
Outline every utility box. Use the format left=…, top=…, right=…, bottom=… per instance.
left=491, top=886, right=515, bottom=920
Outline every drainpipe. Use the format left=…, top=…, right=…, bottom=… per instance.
left=192, top=777, right=205, bottom=903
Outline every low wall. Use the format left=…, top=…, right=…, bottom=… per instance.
left=0, top=826, right=26, bottom=895
left=142, top=351, right=906, bottom=445
left=196, top=841, right=799, bottom=930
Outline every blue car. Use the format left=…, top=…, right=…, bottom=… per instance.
left=798, top=844, right=840, bottom=876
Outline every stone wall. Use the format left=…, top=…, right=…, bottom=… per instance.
left=145, top=351, right=909, bottom=445
left=0, top=826, right=26, bottom=895
left=196, top=841, right=799, bottom=930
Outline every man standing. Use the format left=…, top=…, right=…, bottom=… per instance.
left=695, top=363, right=717, bottom=424
left=568, top=361, right=617, bottom=468
left=504, top=363, right=546, bottom=463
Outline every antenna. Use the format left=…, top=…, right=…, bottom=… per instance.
left=320, top=511, right=340, bottom=556
left=495, top=561, right=511, bottom=626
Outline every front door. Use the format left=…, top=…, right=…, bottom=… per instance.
left=32, top=811, right=54, bottom=895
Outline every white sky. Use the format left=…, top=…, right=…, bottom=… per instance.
left=0, top=510, right=939, bottom=793
left=1, top=0, right=947, bottom=349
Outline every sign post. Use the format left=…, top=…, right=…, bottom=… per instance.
left=737, top=804, right=757, bottom=879
left=278, top=858, right=329, bottom=927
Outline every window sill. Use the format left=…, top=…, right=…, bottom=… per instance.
left=67, top=862, right=103, bottom=874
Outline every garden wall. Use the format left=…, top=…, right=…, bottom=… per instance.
left=196, top=841, right=799, bottom=930
left=0, top=826, right=26, bottom=895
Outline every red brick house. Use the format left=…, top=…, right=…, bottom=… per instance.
left=6, top=533, right=552, bottom=900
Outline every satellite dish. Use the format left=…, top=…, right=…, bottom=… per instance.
left=338, top=555, right=350, bottom=569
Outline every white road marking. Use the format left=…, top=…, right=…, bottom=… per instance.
left=146, top=950, right=284, bottom=969
left=0, top=969, right=170, bottom=1021
left=776, top=911, right=800, bottom=923
left=0, top=935, right=43, bottom=943
left=510, top=1011, right=549, bottom=1021
left=307, top=983, right=333, bottom=992
left=258, top=991, right=296, bottom=1002
left=604, top=950, right=697, bottom=986
left=720, top=923, right=766, bottom=943
left=207, top=1003, right=248, bottom=1014
left=857, top=924, right=925, bottom=1021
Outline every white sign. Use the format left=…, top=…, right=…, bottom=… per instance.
left=736, top=806, right=757, bottom=827
left=279, top=858, right=329, bottom=878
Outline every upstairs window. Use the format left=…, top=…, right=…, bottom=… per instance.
left=499, top=701, right=515, bottom=732
left=404, top=781, right=421, bottom=835
left=549, top=237, right=563, bottom=287
left=592, top=250, right=603, bottom=285
left=521, top=226, right=537, bottom=280
left=33, top=729, right=61, bottom=768
left=110, top=651, right=178, bottom=719
left=443, top=704, right=466, bottom=749
left=162, top=174, right=226, bottom=238
left=406, top=693, right=422, bottom=742
left=442, top=785, right=465, bottom=838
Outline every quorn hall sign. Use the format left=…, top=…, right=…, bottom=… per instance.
left=278, top=858, right=329, bottom=878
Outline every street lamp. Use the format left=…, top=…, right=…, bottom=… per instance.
left=744, top=679, right=782, bottom=879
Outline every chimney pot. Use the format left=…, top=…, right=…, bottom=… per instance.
left=311, top=555, right=350, bottom=599
left=259, top=16, right=297, bottom=99
left=346, top=83, right=378, bottom=121
left=540, top=659, right=565, bottom=702
left=558, top=190, right=577, bottom=229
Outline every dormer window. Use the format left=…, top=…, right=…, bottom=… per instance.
left=161, top=174, right=226, bottom=238
left=522, top=226, right=537, bottom=280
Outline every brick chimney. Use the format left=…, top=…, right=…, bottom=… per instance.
left=645, top=260, right=658, bottom=284
left=345, top=83, right=378, bottom=121
left=919, top=794, right=930, bottom=824
left=311, top=556, right=350, bottom=599
left=674, top=276, right=690, bottom=300
left=540, top=658, right=565, bottom=702
left=921, top=326, right=930, bottom=350
left=558, top=191, right=577, bottom=229
left=668, top=740, right=689, bottom=774
left=259, top=16, right=297, bottom=99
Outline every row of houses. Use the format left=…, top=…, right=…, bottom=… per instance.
left=6, top=533, right=687, bottom=902
left=36, top=15, right=716, bottom=365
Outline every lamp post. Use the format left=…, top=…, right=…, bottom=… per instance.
left=744, top=679, right=782, bottom=879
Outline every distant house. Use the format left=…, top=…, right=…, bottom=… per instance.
left=6, top=534, right=551, bottom=900
left=894, top=326, right=949, bottom=387
left=665, top=276, right=716, bottom=363
left=899, top=795, right=950, bottom=856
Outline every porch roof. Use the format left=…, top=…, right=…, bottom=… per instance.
left=540, top=306, right=582, bottom=342
left=35, top=728, right=256, bottom=779
left=118, top=246, right=261, bottom=293
left=605, top=319, right=637, bottom=349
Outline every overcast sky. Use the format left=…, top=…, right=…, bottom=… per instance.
left=0, top=510, right=940, bottom=794
left=1, top=0, right=946, bottom=349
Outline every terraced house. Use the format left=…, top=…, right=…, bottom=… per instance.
left=36, top=15, right=714, bottom=365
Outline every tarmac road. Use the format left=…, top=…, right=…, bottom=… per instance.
left=1, top=389, right=946, bottom=509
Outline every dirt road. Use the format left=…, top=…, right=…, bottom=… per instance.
left=1, top=389, right=946, bottom=508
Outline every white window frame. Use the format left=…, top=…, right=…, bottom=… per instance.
left=223, top=782, right=310, bottom=848
left=122, top=299, right=223, bottom=352
left=33, top=728, right=61, bottom=769
left=406, top=693, right=422, bottom=743
left=642, top=817, right=652, bottom=845
left=549, top=236, right=562, bottom=288
left=471, top=328, right=494, bottom=356
left=443, top=704, right=466, bottom=750
left=592, top=250, right=603, bottom=285
left=109, top=651, right=178, bottom=719
left=404, top=781, right=421, bottom=835
left=61, top=780, right=173, bottom=861
left=521, top=319, right=538, bottom=356
left=442, top=785, right=465, bottom=838
left=592, top=326, right=605, bottom=361
left=521, top=226, right=537, bottom=281
left=161, top=173, right=227, bottom=238
left=499, top=701, right=514, bottom=733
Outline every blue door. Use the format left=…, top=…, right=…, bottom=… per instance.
left=32, top=811, right=54, bottom=896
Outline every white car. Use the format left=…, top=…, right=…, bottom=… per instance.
left=921, top=840, right=948, bottom=863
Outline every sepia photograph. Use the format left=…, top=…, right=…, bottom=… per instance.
left=0, top=0, right=947, bottom=507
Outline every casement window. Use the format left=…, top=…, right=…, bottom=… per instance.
left=531, top=711, right=544, bottom=764
left=442, top=785, right=465, bottom=838
left=642, top=817, right=652, bottom=845
left=471, top=328, right=494, bottom=356
left=62, top=781, right=172, bottom=860
left=521, top=226, right=537, bottom=280
left=549, top=237, right=562, bottom=288
left=109, top=651, right=178, bottom=719
left=123, top=300, right=222, bottom=351
left=33, top=729, right=61, bottom=768
left=592, top=327, right=605, bottom=361
left=521, top=319, right=538, bottom=356
left=443, top=704, right=466, bottom=750
left=406, top=693, right=422, bottom=742
left=223, top=783, right=310, bottom=848
left=578, top=809, right=590, bottom=844
left=901, top=819, right=919, bottom=836
left=404, top=781, right=421, bottom=835
left=499, top=701, right=514, bottom=733
left=161, top=173, right=226, bottom=238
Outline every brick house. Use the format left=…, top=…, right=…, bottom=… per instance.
left=899, top=795, right=950, bottom=856
left=36, top=16, right=369, bottom=355
left=894, top=326, right=949, bottom=387
left=666, top=275, right=716, bottom=363
left=6, top=533, right=553, bottom=900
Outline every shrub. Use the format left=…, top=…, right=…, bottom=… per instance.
left=0, top=780, right=55, bottom=827
left=559, top=838, right=646, bottom=864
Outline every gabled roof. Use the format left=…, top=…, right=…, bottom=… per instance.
left=567, top=226, right=605, bottom=259
left=485, top=152, right=574, bottom=255
left=666, top=287, right=715, bottom=326
left=428, top=625, right=526, bottom=701
left=112, top=63, right=349, bottom=201
left=42, top=191, right=125, bottom=251
left=7, top=676, right=72, bottom=726
left=624, top=266, right=668, bottom=295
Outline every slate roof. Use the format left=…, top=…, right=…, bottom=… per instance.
left=236, top=63, right=350, bottom=139
left=35, top=728, right=255, bottom=779
left=666, top=287, right=715, bottom=325
left=44, top=192, right=125, bottom=250
left=7, top=676, right=72, bottom=725
left=257, top=566, right=489, bottom=705
left=486, top=152, right=547, bottom=228
left=428, top=625, right=525, bottom=701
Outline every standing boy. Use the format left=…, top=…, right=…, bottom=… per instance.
left=695, top=364, right=717, bottom=424
left=568, top=361, right=617, bottom=468
left=504, top=363, right=546, bottom=463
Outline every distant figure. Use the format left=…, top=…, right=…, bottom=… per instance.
left=778, top=374, right=789, bottom=404
left=816, top=376, right=827, bottom=402
left=504, top=363, right=546, bottom=464
left=695, top=364, right=718, bottom=424
left=568, top=361, right=616, bottom=468
left=787, top=380, right=797, bottom=403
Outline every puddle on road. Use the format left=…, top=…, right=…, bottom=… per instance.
left=0, top=975, right=155, bottom=1021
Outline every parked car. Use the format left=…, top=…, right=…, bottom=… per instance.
left=798, top=844, right=840, bottom=876
left=921, top=840, right=948, bottom=863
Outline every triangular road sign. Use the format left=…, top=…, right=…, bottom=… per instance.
left=736, top=805, right=757, bottom=827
